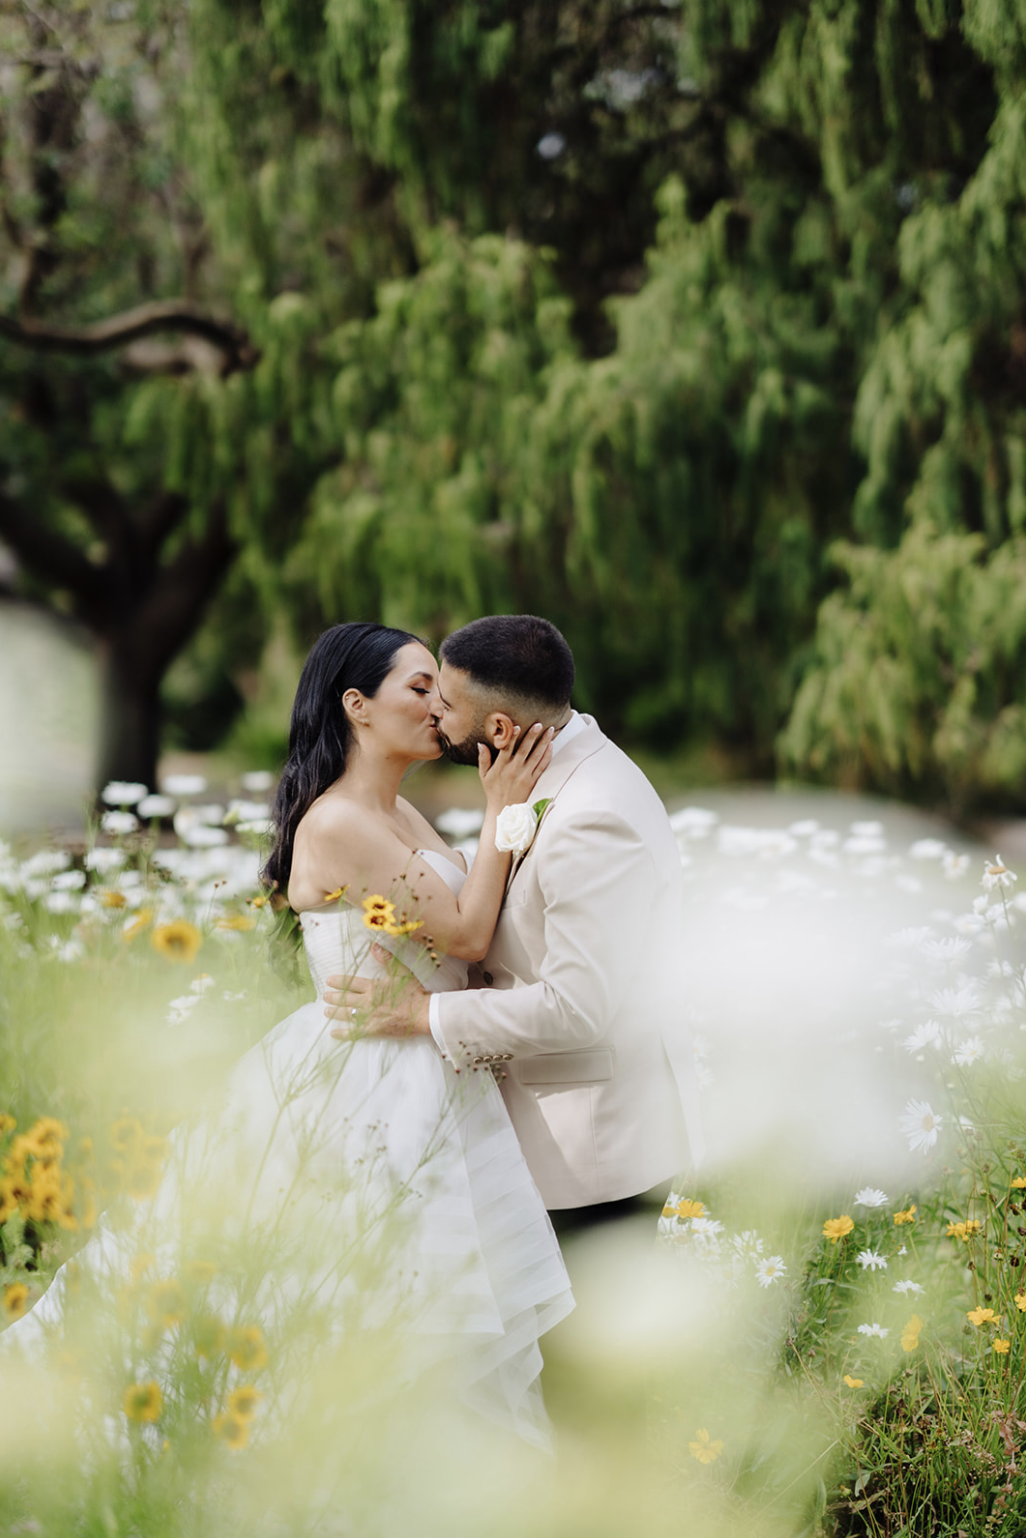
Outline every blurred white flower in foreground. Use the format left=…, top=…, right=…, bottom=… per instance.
left=241, top=770, right=274, bottom=794
left=857, top=1322, right=889, bottom=1338
left=900, top=1099, right=942, bottom=1154
left=910, top=839, right=947, bottom=860
left=137, top=793, right=176, bottom=819
left=952, top=1038, right=984, bottom=1067
left=903, top=1021, right=943, bottom=1054
left=161, top=774, right=207, bottom=796
left=100, top=810, right=138, bottom=836
left=856, top=1250, right=888, bottom=1271
left=853, top=1187, right=889, bottom=1207
left=893, top=1279, right=924, bottom=1296
left=101, top=780, right=148, bottom=806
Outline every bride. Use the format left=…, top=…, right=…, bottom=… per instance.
left=3, top=622, right=574, bottom=1454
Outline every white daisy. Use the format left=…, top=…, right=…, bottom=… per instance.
left=100, top=810, right=139, bottom=836
left=755, top=1257, right=787, bottom=1288
left=943, top=852, right=971, bottom=879
left=982, top=856, right=1017, bottom=892
left=853, top=1188, right=889, bottom=1208
left=900, top=1099, right=942, bottom=1154
left=952, top=1038, right=984, bottom=1067
left=856, top=1250, right=888, bottom=1271
left=920, top=937, right=973, bottom=964
left=903, top=1021, right=944, bottom=1054
left=928, top=984, right=982, bottom=1019
left=857, top=1323, right=889, bottom=1338
left=893, top=1280, right=924, bottom=1296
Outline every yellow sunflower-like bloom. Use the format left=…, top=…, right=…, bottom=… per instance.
left=122, top=908, right=154, bottom=942
left=893, top=1206, right=917, bottom=1225
left=2, top=1283, right=30, bottom=1319
left=384, top=916, right=424, bottom=936
left=361, top=896, right=396, bottom=932
left=213, top=1411, right=250, bottom=1449
left=322, top=887, right=347, bottom=904
left=227, top=1325, right=268, bottom=1372
left=227, top=1386, right=262, bottom=1420
left=100, top=889, right=127, bottom=909
left=1011, top=1177, right=1026, bottom=1190
left=151, top=920, right=203, bottom=963
left=216, top=914, right=256, bottom=932
left=900, top=1314, right=924, bottom=1352
left=967, top=1306, right=998, bottom=1327
left=123, top=1381, right=163, bottom=1423
left=993, top=1337, right=1011, bottom=1354
left=689, top=1428, right=724, bottom=1464
left=946, top=1219, right=982, bottom=1242
left=843, top=1374, right=864, bottom=1388
left=822, top=1215, right=854, bottom=1244
left=1015, top=1292, right=1026, bottom=1312
left=674, top=1198, right=706, bottom=1219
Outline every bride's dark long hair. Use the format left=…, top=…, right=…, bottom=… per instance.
left=263, top=622, right=420, bottom=897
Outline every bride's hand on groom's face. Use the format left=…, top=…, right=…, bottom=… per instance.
left=479, top=722, right=554, bottom=811
left=324, top=963, right=431, bottom=1039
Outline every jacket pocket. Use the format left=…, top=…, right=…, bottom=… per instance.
left=519, top=1048, right=614, bottom=1085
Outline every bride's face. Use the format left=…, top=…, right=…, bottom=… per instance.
left=352, top=642, right=443, bottom=761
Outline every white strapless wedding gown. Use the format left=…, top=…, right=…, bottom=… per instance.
left=2, top=852, right=573, bottom=1450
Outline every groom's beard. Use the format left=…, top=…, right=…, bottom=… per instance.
left=436, top=726, right=498, bottom=767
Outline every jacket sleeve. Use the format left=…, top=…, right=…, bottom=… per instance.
left=433, top=808, right=660, bottom=1066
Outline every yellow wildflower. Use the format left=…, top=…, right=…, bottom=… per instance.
left=322, top=887, right=347, bottom=904
left=0, top=1114, right=16, bottom=1136
left=689, top=1428, right=724, bottom=1464
left=100, top=889, right=127, bottom=909
left=946, top=1220, right=982, bottom=1242
left=213, top=1411, right=250, bottom=1450
left=2, top=1283, right=30, bottom=1320
left=993, top=1338, right=1011, bottom=1354
left=147, top=1278, right=186, bottom=1328
left=843, top=1374, right=864, bottom=1388
left=1015, top=1292, right=1026, bottom=1312
left=122, top=908, right=154, bottom=942
left=1011, top=1177, right=1026, bottom=1190
left=384, top=915, right=424, bottom=936
left=27, top=1118, right=68, bottom=1153
left=823, top=1215, right=854, bottom=1244
left=227, top=1386, right=262, bottom=1420
left=216, top=914, right=256, bottom=932
left=901, top=1314, right=924, bottom=1352
left=362, top=896, right=396, bottom=932
left=967, top=1306, right=998, bottom=1327
left=674, top=1199, right=706, bottom=1219
left=151, top=920, right=203, bottom=963
left=893, top=1206, right=917, bottom=1225
left=123, top=1381, right=163, bottom=1423
left=227, top=1325, right=268, bottom=1372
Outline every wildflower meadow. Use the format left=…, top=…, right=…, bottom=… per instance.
left=1, top=779, right=1025, bottom=1536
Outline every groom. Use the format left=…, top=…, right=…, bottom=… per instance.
left=326, top=615, right=701, bottom=1220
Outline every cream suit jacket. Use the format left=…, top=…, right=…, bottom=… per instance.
left=434, top=716, right=702, bottom=1210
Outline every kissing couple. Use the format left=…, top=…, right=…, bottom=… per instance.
left=3, top=614, right=699, bottom=1457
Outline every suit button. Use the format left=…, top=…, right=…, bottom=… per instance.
left=504, top=1053, right=514, bottom=1061
left=483, top=971, right=493, bottom=986
left=472, top=1056, right=484, bottom=1065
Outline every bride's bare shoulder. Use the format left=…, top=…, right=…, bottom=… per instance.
left=296, top=793, right=380, bottom=851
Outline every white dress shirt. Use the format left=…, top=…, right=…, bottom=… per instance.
left=428, top=710, right=586, bottom=1050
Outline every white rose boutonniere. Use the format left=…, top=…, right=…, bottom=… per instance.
left=495, top=798, right=552, bottom=858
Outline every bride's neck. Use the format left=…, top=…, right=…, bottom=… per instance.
left=339, top=744, right=410, bottom=813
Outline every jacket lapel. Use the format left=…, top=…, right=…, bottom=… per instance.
left=506, top=716, right=606, bottom=886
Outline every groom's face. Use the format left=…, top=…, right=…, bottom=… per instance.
left=434, top=662, right=499, bottom=766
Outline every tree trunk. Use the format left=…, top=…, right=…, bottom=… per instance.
left=97, top=643, right=164, bottom=792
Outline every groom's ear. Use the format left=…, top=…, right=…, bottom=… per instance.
left=485, top=711, right=518, bottom=750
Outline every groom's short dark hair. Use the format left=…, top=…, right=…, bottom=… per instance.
left=441, top=615, right=574, bottom=711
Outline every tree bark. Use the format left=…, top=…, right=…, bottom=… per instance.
left=97, top=643, right=164, bottom=792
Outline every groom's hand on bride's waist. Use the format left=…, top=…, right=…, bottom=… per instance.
left=324, top=970, right=431, bottom=1039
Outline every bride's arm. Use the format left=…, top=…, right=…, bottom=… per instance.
left=293, top=725, right=553, bottom=963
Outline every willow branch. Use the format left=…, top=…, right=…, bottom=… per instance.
left=0, top=300, right=260, bottom=375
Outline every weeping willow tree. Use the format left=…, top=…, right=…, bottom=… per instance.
left=3, top=0, right=1021, bottom=797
